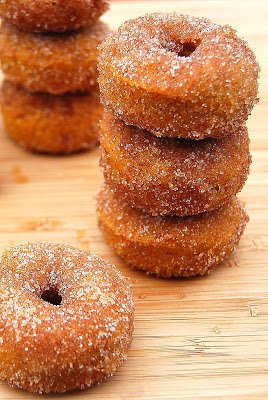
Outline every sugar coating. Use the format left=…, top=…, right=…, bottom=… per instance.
left=0, top=20, right=110, bottom=94
left=97, top=186, right=249, bottom=278
left=100, top=111, right=251, bottom=216
left=98, top=13, right=260, bottom=139
left=0, top=243, right=134, bottom=393
left=1, top=81, right=103, bottom=154
left=0, top=0, right=109, bottom=33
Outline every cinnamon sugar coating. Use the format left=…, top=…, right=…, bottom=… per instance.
left=100, top=111, right=251, bottom=216
left=97, top=186, right=248, bottom=278
left=1, top=81, right=103, bottom=154
left=99, top=13, right=259, bottom=139
left=0, top=243, right=134, bottom=393
left=0, top=0, right=109, bottom=33
left=0, top=21, right=110, bottom=94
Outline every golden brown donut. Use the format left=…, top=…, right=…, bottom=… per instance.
left=99, top=13, right=259, bottom=139
left=0, top=242, right=134, bottom=393
left=0, top=0, right=109, bottom=33
left=97, top=186, right=248, bottom=278
left=0, top=21, right=110, bottom=94
left=100, top=111, right=251, bottom=216
left=1, top=81, right=103, bottom=154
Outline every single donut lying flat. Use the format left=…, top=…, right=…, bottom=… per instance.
left=0, top=243, right=134, bottom=393
left=100, top=111, right=251, bottom=216
left=1, top=81, right=102, bottom=154
left=99, top=13, right=259, bottom=139
left=0, top=21, right=110, bottom=94
left=97, top=186, right=248, bottom=278
left=0, top=0, right=109, bottom=33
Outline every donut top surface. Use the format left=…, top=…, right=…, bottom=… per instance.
left=0, top=242, right=133, bottom=315
left=99, top=13, right=259, bottom=98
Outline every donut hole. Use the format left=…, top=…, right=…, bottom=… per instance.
left=41, top=288, right=62, bottom=306
left=164, top=38, right=201, bottom=57
left=177, top=40, right=201, bottom=57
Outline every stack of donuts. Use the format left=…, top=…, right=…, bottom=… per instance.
left=97, top=13, right=259, bottom=278
left=0, top=0, right=110, bottom=154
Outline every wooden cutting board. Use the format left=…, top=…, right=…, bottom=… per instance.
left=0, top=1, right=267, bottom=399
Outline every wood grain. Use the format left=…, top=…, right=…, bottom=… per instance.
left=0, top=1, right=267, bottom=399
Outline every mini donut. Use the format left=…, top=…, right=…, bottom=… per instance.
left=0, top=0, right=109, bottom=33
left=1, top=81, right=103, bottom=154
left=100, top=111, right=251, bottom=216
left=0, top=21, right=110, bottom=95
left=0, top=242, right=134, bottom=393
left=97, top=186, right=248, bottom=278
left=98, top=13, right=259, bottom=139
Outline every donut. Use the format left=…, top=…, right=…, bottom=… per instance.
left=0, top=0, right=109, bottom=33
left=100, top=111, right=251, bottom=216
left=97, top=186, right=248, bottom=278
left=0, top=21, right=110, bottom=95
left=1, top=81, right=103, bottom=154
left=98, top=13, right=259, bottom=139
left=0, top=242, right=134, bottom=393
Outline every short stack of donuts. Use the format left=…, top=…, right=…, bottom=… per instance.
left=97, top=13, right=259, bottom=278
left=0, top=0, right=110, bottom=154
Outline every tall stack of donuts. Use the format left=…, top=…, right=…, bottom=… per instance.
left=97, top=13, right=259, bottom=278
left=0, top=0, right=110, bottom=154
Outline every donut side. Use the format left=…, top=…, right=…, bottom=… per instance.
left=1, top=81, right=103, bottom=154
left=0, top=243, right=134, bottom=393
left=0, top=21, right=110, bottom=94
left=97, top=186, right=249, bottom=278
left=100, top=111, right=251, bottom=216
left=0, top=0, right=109, bottom=33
